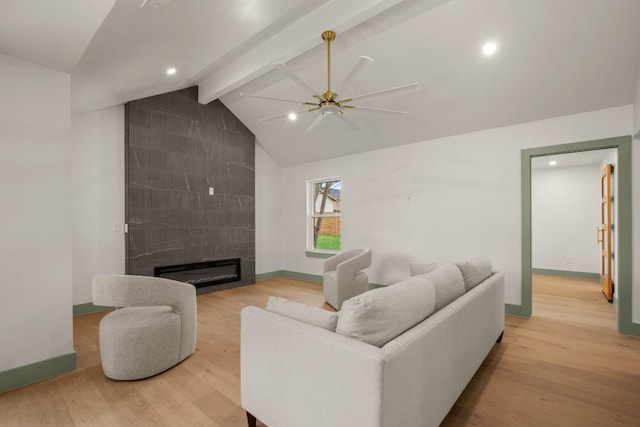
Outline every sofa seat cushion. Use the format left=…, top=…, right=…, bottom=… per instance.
left=336, top=277, right=436, bottom=347
left=267, top=296, right=339, bottom=331
left=416, top=263, right=466, bottom=311
left=455, top=256, right=493, bottom=291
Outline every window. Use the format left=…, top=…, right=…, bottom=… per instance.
left=308, top=177, right=341, bottom=251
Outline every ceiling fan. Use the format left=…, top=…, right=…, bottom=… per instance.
left=240, top=30, right=420, bottom=132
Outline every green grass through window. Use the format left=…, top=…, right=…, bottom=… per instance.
left=316, top=234, right=341, bottom=250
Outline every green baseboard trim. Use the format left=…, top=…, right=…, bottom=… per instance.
left=73, top=302, right=111, bottom=317
left=0, top=352, right=76, bottom=393
left=532, top=268, right=600, bottom=281
left=255, top=271, right=286, bottom=281
left=505, top=303, right=530, bottom=318
left=281, top=270, right=323, bottom=284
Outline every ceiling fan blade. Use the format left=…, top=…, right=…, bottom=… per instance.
left=274, top=62, right=321, bottom=97
left=240, top=93, right=313, bottom=105
left=343, top=105, right=407, bottom=116
left=259, top=109, right=314, bottom=122
left=339, top=82, right=420, bottom=104
left=334, top=56, right=373, bottom=96
left=306, top=113, right=326, bottom=132
left=334, top=111, right=361, bottom=131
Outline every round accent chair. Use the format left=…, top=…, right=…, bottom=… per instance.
left=92, top=275, right=197, bottom=380
left=323, top=248, right=372, bottom=309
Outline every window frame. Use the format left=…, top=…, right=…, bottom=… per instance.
left=306, top=176, right=341, bottom=256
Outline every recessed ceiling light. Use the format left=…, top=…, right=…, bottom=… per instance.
left=288, top=113, right=297, bottom=121
left=549, top=160, right=557, bottom=166
left=482, top=41, right=498, bottom=56
left=166, top=67, right=177, bottom=76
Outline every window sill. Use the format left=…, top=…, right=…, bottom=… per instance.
left=305, top=250, right=338, bottom=259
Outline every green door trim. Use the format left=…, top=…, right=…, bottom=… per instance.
left=520, top=135, right=639, bottom=336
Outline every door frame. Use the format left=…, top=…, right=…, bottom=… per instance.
left=518, top=135, right=639, bottom=336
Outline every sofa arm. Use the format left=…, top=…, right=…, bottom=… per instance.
left=241, top=306, right=383, bottom=427
left=378, top=272, right=505, bottom=427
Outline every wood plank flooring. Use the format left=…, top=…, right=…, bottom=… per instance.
left=1, top=275, right=639, bottom=426
left=444, top=274, right=640, bottom=426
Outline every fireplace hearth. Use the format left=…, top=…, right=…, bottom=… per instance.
left=154, top=259, right=241, bottom=289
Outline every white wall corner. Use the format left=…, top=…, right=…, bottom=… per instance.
left=255, top=142, right=284, bottom=274
left=71, top=104, right=125, bottom=306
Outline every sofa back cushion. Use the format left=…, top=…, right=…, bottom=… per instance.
left=336, top=277, right=436, bottom=347
left=409, top=261, right=439, bottom=276
left=455, top=256, right=492, bottom=291
left=267, top=296, right=339, bottom=331
left=417, top=263, right=466, bottom=311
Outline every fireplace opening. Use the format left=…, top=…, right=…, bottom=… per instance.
left=154, top=258, right=241, bottom=289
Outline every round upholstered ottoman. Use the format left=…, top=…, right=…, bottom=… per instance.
left=99, top=305, right=181, bottom=380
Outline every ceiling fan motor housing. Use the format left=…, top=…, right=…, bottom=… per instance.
left=321, top=30, right=336, bottom=42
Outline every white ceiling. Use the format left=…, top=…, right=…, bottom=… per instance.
left=0, top=0, right=115, bottom=72
left=2, top=0, right=640, bottom=167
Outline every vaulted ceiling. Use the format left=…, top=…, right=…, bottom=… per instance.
left=3, top=0, right=640, bottom=166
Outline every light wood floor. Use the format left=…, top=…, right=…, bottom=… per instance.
left=1, top=275, right=639, bottom=426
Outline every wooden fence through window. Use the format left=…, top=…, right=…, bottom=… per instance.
left=318, top=216, right=341, bottom=236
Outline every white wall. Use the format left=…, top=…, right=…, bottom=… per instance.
left=255, top=142, right=283, bottom=274
left=71, top=106, right=125, bottom=305
left=0, top=53, right=74, bottom=370
left=531, top=165, right=600, bottom=273
left=280, top=105, right=634, bottom=311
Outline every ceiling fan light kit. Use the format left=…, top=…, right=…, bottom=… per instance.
left=241, top=30, right=420, bottom=132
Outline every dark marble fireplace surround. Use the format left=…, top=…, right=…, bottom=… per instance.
left=125, top=86, right=255, bottom=293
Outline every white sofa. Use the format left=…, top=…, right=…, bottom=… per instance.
left=241, top=259, right=505, bottom=427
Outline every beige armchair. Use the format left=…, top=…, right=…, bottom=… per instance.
left=92, top=274, right=197, bottom=380
left=323, top=248, right=372, bottom=309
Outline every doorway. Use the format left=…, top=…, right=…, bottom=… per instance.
left=519, top=136, right=638, bottom=336
left=530, top=149, right=617, bottom=327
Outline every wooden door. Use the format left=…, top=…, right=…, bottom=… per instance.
left=599, top=164, right=613, bottom=302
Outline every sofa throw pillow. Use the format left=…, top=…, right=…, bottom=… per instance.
left=455, top=256, right=492, bottom=291
left=267, top=296, right=339, bottom=331
left=336, top=277, right=436, bottom=347
left=409, top=261, right=439, bottom=276
left=418, top=263, right=466, bottom=311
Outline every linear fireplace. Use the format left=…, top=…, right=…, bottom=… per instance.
left=154, top=258, right=241, bottom=289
